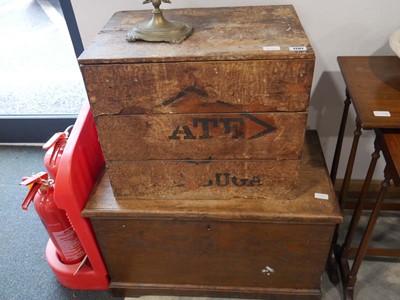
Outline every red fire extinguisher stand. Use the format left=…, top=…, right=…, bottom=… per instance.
left=44, top=102, right=108, bottom=290
left=21, top=172, right=86, bottom=265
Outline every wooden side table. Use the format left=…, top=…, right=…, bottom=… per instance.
left=331, top=56, right=400, bottom=200
left=328, top=56, right=400, bottom=299
left=339, top=130, right=400, bottom=300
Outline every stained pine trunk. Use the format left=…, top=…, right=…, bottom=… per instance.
left=79, top=5, right=315, bottom=200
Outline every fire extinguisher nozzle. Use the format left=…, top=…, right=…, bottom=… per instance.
left=21, top=182, right=41, bottom=210
left=20, top=172, right=49, bottom=210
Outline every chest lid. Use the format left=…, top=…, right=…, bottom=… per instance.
left=78, top=5, right=314, bottom=65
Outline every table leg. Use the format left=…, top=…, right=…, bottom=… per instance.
left=331, top=88, right=352, bottom=186
left=338, top=116, right=362, bottom=210
left=327, top=116, right=362, bottom=284
left=341, top=169, right=391, bottom=300
left=339, top=137, right=381, bottom=297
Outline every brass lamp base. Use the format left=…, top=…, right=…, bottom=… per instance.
left=127, top=8, right=192, bottom=44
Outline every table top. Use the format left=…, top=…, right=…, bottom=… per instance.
left=78, top=6, right=315, bottom=65
left=337, top=56, right=400, bottom=129
left=83, top=130, right=342, bottom=225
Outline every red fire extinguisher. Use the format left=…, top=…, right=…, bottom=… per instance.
left=20, top=172, right=86, bottom=265
left=42, top=125, right=73, bottom=179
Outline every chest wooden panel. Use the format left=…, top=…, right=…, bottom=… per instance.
left=81, top=59, right=314, bottom=116
left=92, top=218, right=333, bottom=292
left=107, top=158, right=300, bottom=199
left=95, top=112, right=307, bottom=161
left=83, top=131, right=343, bottom=299
left=78, top=6, right=315, bottom=200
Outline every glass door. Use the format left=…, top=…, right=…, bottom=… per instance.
left=0, top=0, right=85, bottom=143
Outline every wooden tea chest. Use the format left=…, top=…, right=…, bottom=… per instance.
left=83, top=131, right=342, bottom=299
left=78, top=5, right=315, bottom=200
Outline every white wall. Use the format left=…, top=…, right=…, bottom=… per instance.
left=71, top=0, right=400, bottom=180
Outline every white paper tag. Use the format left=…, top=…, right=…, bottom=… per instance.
left=373, top=111, right=391, bottom=117
left=315, top=193, right=329, bottom=200
left=289, top=46, right=307, bottom=51
left=263, top=46, right=281, bottom=51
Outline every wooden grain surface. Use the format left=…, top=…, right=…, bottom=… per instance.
left=78, top=6, right=314, bottom=65
left=96, top=112, right=307, bottom=161
left=381, top=130, right=400, bottom=185
left=81, top=59, right=314, bottom=116
left=106, top=159, right=300, bottom=200
left=83, top=131, right=343, bottom=224
left=337, top=56, right=400, bottom=129
left=92, top=218, right=333, bottom=290
left=84, top=132, right=341, bottom=299
left=79, top=5, right=316, bottom=203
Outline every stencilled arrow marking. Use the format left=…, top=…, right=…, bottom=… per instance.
left=168, top=114, right=276, bottom=140
left=160, top=87, right=277, bottom=140
left=157, top=86, right=208, bottom=108
left=240, top=113, right=277, bottom=139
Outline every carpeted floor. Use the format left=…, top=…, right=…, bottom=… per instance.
left=0, top=145, right=119, bottom=300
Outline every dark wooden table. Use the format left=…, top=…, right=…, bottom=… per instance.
left=331, top=56, right=400, bottom=189
left=338, top=129, right=400, bottom=300
left=328, top=56, right=400, bottom=300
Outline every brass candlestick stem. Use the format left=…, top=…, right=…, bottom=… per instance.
left=126, top=0, right=192, bottom=44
